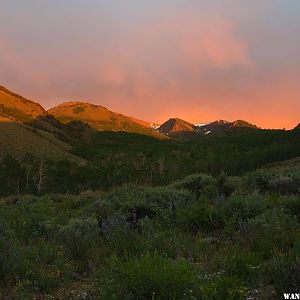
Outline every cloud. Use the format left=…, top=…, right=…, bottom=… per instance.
left=0, top=1, right=299, bottom=129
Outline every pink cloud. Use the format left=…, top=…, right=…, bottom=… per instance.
left=0, top=2, right=299, bottom=129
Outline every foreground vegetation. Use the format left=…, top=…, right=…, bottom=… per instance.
left=0, top=161, right=299, bottom=299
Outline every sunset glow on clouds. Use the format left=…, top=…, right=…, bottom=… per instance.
left=0, top=0, right=300, bottom=128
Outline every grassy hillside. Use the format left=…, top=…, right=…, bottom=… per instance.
left=48, top=101, right=166, bottom=139
left=0, top=86, right=45, bottom=121
left=0, top=120, right=84, bottom=163
left=264, top=156, right=300, bottom=173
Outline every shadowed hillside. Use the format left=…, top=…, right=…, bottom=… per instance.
left=158, top=118, right=259, bottom=138
left=0, top=120, right=85, bottom=163
left=196, top=119, right=258, bottom=135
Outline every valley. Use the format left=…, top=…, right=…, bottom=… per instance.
left=0, top=85, right=300, bottom=299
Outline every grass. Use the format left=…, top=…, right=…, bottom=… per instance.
left=0, top=121, right=85, bottom=163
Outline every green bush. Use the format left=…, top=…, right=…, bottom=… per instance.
left=211, top=247, right=263, bottom=284
left=59, top=217, right=100, bottom=264
left=268, top=176, right=299, bottom=194
left=20, top=212, right=49, bottom=240
left=105, top=225, right=143, bottom=259
left=0, top=237, right=22, bottom=285
left=222, top=194, right=267, bottom=227
left=200, top=276, right=247, bottom=300
left=281, top=195, right=300, bottom=221
left=99, top=255, right=199, bottom=300
left=242, top=209, right=299, bottom=257
left=247, top=170, right=300, bottom=194
left=20, top=241, right=74, bottom=293
left=216, top=174, right=236, bottom=198
left=139, top=224, right=203, bottom=261
left=263, top=254, right=300, bottom=296
left=108, top=185, right=193, bottom=222
left=176, top=201, right=221, bottom=231
left=170, top=174, right=216, bottom=198
left=246, top=170, right=273, bottom=191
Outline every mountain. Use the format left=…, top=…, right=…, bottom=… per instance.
left=0, top=85, right=45, bottom=121
left=196, top=119, right=258, bottom=135
left=195, top=120, right=230, bottom=135
left=0, top=84, right=169, bottom=162
left=0, top=86, right=88, bottom=162
left=48, top=101, right=166, bottom=139
left=157, top=118, right=196, bottom=135
left=294, top=123, right=300, bottom=130
left=157, top=118, right=259, bottom=137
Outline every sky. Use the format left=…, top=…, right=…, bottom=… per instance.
left=0, top=0, right=300, bottom=129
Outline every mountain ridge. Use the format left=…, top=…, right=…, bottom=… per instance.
left=48, top=101, right=166, bottom=139
left=0, top=85, right=45, bottom=121
left=157, top=118, right=259, bottom=137
left=158, top=118, right=196, bottom=135
left=1, top=84, right=299, bottom=140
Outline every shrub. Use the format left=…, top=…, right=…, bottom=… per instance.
left=78, top=190, right=101, bottom=203
left=268, top=176, right=299, bottom=195
left=47, top=193, right=70, bottom=203
left=281, top=195, right=300, bottom=221
left=242, top=209, right=299, bottom=257
left=246, top=170, right=272, bottom=191
left=105, top=224, right=143, bottom=258
left=86, top=199, right=111, bottom=220
left=211, top=247, right=263, bottom=284
left=99, top=255, right=199, bottom=300
left=247, top=170, right=300, bottom=194
left=263, top=254, right=300, bottom=296
left=13, top=206, right=51, bottom=242
left=17, top=194, right=40, bottom=205
left=20, top=241, right=74, bottom=293
left=222, top=194, right=267, bottom=227
left=0, top=237, right=22, bottom=285
left=59, top=217, right=100, bottom=264
left=140, top=225, right=203, bottom=261
left=170, top=174, right=216, bottom=198
left=108, top=185, right=193, bottom=222
left=176, top=201, right=221, bottom=232
left=200, top=275, right=247, bottom=300
left=216, top=174, right=235, bottom=198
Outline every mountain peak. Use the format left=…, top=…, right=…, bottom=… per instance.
left=49, top=101, right=107, bottom=112
left=157, top=117, right=260, bottom=137
left=231, top=120, right=258, bottom=128
left=158, top=118, right=196, bottom=135
left=48, top=100, right=166, bottom=139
